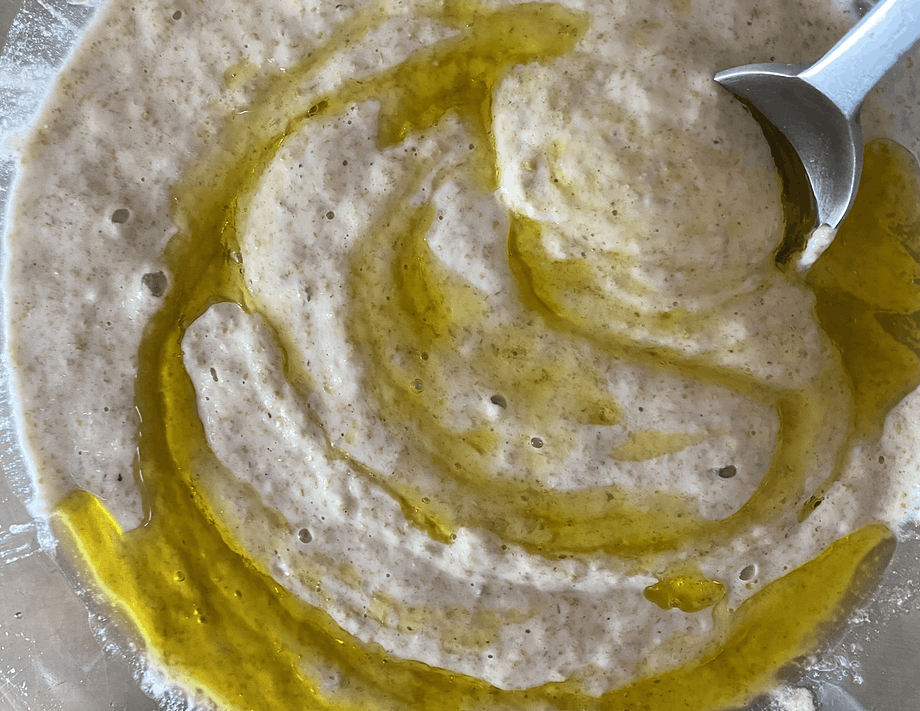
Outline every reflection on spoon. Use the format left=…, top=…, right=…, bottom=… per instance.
left=714, top=0, right=920, bottom=270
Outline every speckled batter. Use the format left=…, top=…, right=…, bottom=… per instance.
left=6, top=0, right=920, bottom=705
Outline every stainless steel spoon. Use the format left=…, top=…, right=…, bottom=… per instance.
left=714, top=0, right=920, bottom=268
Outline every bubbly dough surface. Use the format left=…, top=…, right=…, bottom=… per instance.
left=7, top=0, right=919, bottom=699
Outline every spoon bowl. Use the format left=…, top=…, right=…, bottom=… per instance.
left=714, top=0, right=920, bottom=268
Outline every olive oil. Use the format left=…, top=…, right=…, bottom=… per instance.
left=644, top=571, right=726, bottom=613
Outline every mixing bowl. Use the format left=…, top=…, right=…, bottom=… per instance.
left=1, top=1, right=919, bottom=710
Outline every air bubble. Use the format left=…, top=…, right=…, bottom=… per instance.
left=411, top=379, right=424, bottom=392
left=210, top=367, right=218, bottom=382
left=531, top=437, right=544, bottom=449
left=739, top=564, right=756, bottom=581
left=298, top=528, right=313, bottom=544
left=490, top=394, right=507, bottom=408
left=717, top=464, right=737, bottom=479
left=172, top=10, right=182, bottom=19
left=142, top=271, right=168, bottom=297
left=111, top=208, right=130, bottom=224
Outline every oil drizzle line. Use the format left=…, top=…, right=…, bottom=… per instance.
left=53, top=486, right=895, bottom=711
left=346, top=197, right=855, bottom=557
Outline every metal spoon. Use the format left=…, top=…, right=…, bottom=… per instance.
left=714, top=0, right=920, bottom=268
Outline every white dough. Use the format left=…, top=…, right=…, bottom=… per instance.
left=6, top=0, right=920, bottom=701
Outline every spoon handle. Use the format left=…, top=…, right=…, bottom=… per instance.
left=801, top=0, right=920, bottom=118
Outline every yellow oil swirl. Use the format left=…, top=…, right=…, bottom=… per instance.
left=47, top=4, right=917, bottom=711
